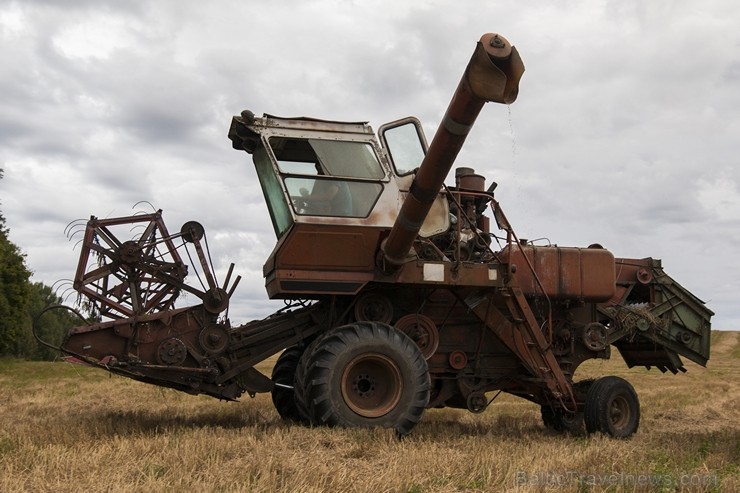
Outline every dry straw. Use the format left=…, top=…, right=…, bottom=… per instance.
left=1, top=332, right=738, bottom=492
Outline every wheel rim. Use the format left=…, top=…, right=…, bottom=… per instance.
left=341, top=353, right=403, bottom=418
left=609, top=394, right=631, bottom=430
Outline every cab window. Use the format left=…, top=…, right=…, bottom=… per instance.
left=253, top=145, right=293, bottom=237
left=269, top=137, right=384, bottom=218
left=379, top=118, right=427, bottom=176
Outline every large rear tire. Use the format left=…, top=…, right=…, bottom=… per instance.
left=584, top=376, right=640, bottom=438
left=303, top=322, right=430, bottom=436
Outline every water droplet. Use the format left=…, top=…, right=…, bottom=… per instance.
left=507, top=104, right=517, bottom=165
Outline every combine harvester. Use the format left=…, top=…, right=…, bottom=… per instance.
left=52, top=33, right=712, bottom=437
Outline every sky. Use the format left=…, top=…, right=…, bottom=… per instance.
left=1, top=0, right=738, bottom=329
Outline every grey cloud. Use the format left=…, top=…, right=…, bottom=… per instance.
left=1, top=0, right=738, bottom=328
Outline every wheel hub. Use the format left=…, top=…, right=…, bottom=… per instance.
left=609, top=395, right=630, bottom=428
left=353, top=373, right=375, bottom=396
left=341, top=353, right=402, bottom=418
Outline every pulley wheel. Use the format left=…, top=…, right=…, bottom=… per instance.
left=203, top=287, right=230, bottom=314
left=156, top=337, right=187, bottom=366
left=199, top=324, right=229, bottom=355
left=180, top=221, right=205, bottom=243
left=449, top=350, right=467, bottom=370
left=395, top=314, right=439, bottom=359
left=583, top=323, right=608, bottom=352
left=466, top=392, right=488, bottom=414
left=636, top=268, right=653, bottom=285
left=354, top=293, right=393, bottom=324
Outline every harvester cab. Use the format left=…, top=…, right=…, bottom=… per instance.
left=227, top=113, right=442, bottom=298
left=54, top=33, right=713, bottom=438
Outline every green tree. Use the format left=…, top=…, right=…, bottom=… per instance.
left=0, top=168, right=33, bottom=355
left=1, top=169, right=90, bottom=360
left=24, top=282, right=82, bottom=360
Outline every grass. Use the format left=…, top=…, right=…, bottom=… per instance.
left=0, top=331, right=738, bottom=492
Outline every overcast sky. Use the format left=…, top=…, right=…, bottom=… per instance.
left=1, top=0, right=738, bottom=329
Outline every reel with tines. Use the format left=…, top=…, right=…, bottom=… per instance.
left=72, top=210, right=240, bottom=320
left=73, top=211, right=186, bottom=319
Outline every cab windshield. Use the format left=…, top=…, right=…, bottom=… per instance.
left=269, top=137, right=384, bottom=219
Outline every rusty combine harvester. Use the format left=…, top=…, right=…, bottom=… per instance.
left=58, top=33, right=713, bottom=437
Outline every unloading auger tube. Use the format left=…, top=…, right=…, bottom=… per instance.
left=381, top=33, right=524, bottom=268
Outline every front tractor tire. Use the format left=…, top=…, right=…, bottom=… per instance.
left=541, top=379, right=592, bottom=435
left=271, top=346, right=305, bottom=422
left=584, top=376, right=640, bottom=438
left=541, top=406, right=585, bottom=435
left=302, top=322, right=430, bottom=436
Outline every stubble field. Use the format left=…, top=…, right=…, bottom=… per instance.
left=0, top=331, right=738, bottom=492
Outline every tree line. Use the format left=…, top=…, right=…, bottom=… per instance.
left=1, top=169, right=80, bottom=360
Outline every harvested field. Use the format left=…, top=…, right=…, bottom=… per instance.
left=1, top=331, right=738, bottom=492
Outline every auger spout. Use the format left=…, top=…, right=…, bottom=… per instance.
left=380, top=33, right=525, bottom=267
